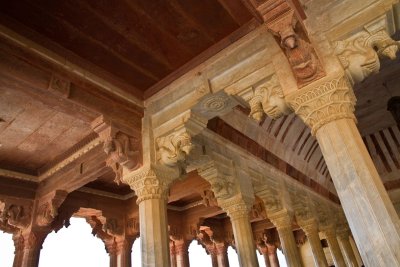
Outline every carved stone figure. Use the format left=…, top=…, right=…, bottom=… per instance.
left=201, top=189, right=218, bottom=207
left=335, top=30, right=399, bottom=84
left=0, top=203, right=30, bottom=229
left=249, top=76, right=292, bottom=121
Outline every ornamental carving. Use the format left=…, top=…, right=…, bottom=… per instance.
left=287, top=75, right=356, bottom=135
left=250, top=198, right=267, bottom=220
left=36, top=190, right=68, bottom=227
left=92, top=117, right=141, bottom=185
left=103, top=218, right=122, bottom=236
left=257, top=186, right=283, bottom=215
left=249, top=75, right=292, bottom=121
left=266, top=10, right=325, bottom=87
left=156, top=130, right=193, bottom=168
left=123, top=164, right=180, bottom=203
left=200, top=189, right=218, bottom=207
left=219, top=196, right=252, bottom=220
left=0, top=201, right=31, bottom=229
left=126, top=217, right=139, bottom=236
left=334, top=29, right=399, bottom=85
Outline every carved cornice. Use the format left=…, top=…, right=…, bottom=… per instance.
left=286, top=74, right=356, bottom=135
left=123, top=164, right=180, bottom=204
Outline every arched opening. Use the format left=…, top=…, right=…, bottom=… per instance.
left=188, top=239, right=211, bottom=267
left=227, top=245, right=240, bottom=267
left=131, top=236, right=141, bottom=266
left=39, top=217, right=109, bottom=267
left=0, top=231, right=14, bottom=267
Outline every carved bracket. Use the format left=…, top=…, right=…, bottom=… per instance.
left=334, top=17, right=399, bottom=85
left=36, top=190, right=68, bottom=227
left=0, top=199, right=32, bottom=230
left=92, top=116, right=141, bottom=185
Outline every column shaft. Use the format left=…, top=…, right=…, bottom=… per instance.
left=175, top=241, right=190, bottom=267
left=266, top=245, right=280, bottom=267
left=324, top=230, right=346, bottom=267
left=337, top=235, right=358, bottom=267
left=316, top=118, right=400, bottom=265
left=139, top=197, right=170, bottom=267
left=302, top=224, right=328, bottom=267
left=230, top=215, right=259, bottom=267
left=275, top=225, right=302, bottom=267
left=216, top=243, right=230, bottom=267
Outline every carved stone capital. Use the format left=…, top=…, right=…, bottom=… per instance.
left=36, top=190, right=68, bottom=227
left=334, top=18, right=399, bottom=85
left=219, top=196, right=253, bottom=220
left=268, top=210, right=293, bottom=231
left=199, top=188, right=218, bottom=208
left=123, top=164, right=180, bottom=203
left=248, top=75, right=292, bottom=122
left=92, top=116, right=141, bottom=185
left=298, top=218, right=319, bottom=236
left=257, top=186, right=284, bottom=215
left=286, top=74, right=356, bottom=135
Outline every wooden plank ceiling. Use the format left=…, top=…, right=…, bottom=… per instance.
left=0, top=0, right=254, bottom=99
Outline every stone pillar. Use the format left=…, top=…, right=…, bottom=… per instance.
left=113, top=239, right=133, bottom=267
left=216, top=242, right=230, bottom=267
left=12, top=232, right=25, bottom=267
left=207, top=244, right=219, bottom=267
left=222, top=199, right=259, bottom=267
left=269, top=212, right=302, bottom=267
left=259, top=246, right=271, bottom=267
left=175, top=240, right=190, bottom=267
left=287, top=74, right=400, bottom=266
left=124, top=166, right=179, bottom=267
left=18, top=230, right=47, bottom=267
left=266, top=244, right=280, bottom=267
left=170, top=241, right=177, bottom=267
left=337, top=231, right=358, bottom=267
left=323, top=227, right=346, bottom=267
left=300, top=220, right=328, bottom=267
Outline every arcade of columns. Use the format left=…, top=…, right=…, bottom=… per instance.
left=1, top=0, right=400, bottom=267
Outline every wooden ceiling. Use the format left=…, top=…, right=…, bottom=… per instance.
left=0, top=0, right=254, bottom=99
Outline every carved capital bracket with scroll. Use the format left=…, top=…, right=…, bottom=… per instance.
left=92, top=115, right=141, bottom=185
left=35, top=190, right=68, bottom=227
left=0, top=198, right=32, bottom=232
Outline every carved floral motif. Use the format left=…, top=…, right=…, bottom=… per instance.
left=287, top=75, right=356, bottom=135
left=156, top=130, right=193, bottom=168
left=0, top=201, right=31, bottom=229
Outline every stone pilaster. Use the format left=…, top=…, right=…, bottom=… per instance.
left=269, top=212, right=302, bottom=267
left=300, top=220, right=328, bottom=267
left=286, top=73, right=400, bottom=266
left=174, top=239, right=190, bottom=267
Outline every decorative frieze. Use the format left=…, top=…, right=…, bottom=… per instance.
left=286, top=75, right=356, bottom=135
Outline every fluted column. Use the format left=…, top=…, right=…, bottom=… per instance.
left=12, top=232, right=25, bottom=267
left=323, top=227, right=346, bottom=267
left=207, top=245, right=219, bottom=267
left=175, top=240, right=190, bottom=267
left=221, top=199, right=259, bottom=267
left=113, top=238, right=133, bottom=267
left=170, top=241, right=177, bottom=267
left=266, top=244, right=280, bottom=267
left=300, top=220, right=328, bottom=267
left=337, top=230, right=358, bottom=267
left=286, top=74, right=400, bottom=266
left=216, top=242, right=230, bottom=267
left=269, top=212, right=302, bottom=267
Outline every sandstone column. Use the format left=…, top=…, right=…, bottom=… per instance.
left=300, top=220, right=328, bottom=267
left=269, top=212, right=302, bottom=267
left=170, top=241, right=177, bottom=267
left=206, top=244, right=219, bottom=267
left=124, top=165, right=180, bottom=267
left=114, top=239, right=133, bottom=267
left=287, top=74, right=400, bottom=266
left=12, top=232, right=25, bottom=267
left=175, top=240, right=190, bottom=267
left=221, top=199, right=259, bottom=267
left=216, top=242, right=230, bottom=267
left=266, top=244, right=280, bottom=267
left=323, top=227, right=346, bottom=267
left=18, top=230, right=47, bottom=267
left=337, top=230, right=358, bottom=267
left=259, top=246, right=271, bottom=267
